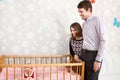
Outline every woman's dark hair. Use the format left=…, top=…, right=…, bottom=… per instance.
left=70, top=22, right=83, bottom=39
left=77, top=0, right=92, bottom=12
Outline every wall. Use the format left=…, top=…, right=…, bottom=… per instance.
left=0, top=0, right=120, bottom=79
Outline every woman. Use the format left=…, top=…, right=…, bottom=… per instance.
left=69, top=22, right=83, bottom=62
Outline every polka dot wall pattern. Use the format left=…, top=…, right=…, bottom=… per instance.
left=0, top=0, right=78, bottom=54
left=0, top=0, right=119, bottom=52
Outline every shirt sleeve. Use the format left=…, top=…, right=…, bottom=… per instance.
left=95, top=17, right=107, bottom=62
left=69, top=39, right=75, bottom=57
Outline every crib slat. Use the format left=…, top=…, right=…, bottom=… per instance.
left=51, top=57, right=52, bottom=63
left=46, top=57, right=47, bottom=64
left=63, top=66, right=65, bottom=80
left=6, top=67, right=8, bottom=80
left=14, top=57, right=15, bottom=63
left=36, top=66, right=38, bottom=80
left=43, top=66, right=44, bottom=80
left=76, top=66, right=78, bottom=80
left=14, top=67, right=16, bottom=80
left=19, top=58, right=20, bottom=64
left=1, top=55, right=5, bottom=64
left=8, top=58, right=9, bottom=64
left=35, top=57, right=36, bottom=64
left=50, top=66, right=52, bottom=80
left=60, top=58, right=62, bottom=63
left=81, top=62, right=85, bottom=80
left=30, top=57, right=32, bottom=64
left=40, top=58, right=42, bottom=64
left=21, top=67, right=24, bottom=80
left=65, top=57, right=67, bottom=63
left=57, top=66, right=58, bottom=80
left=70, top=66, right=72, bottom=80
left=24, top=57, right=26, bottom=64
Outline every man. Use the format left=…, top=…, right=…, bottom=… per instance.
left=77, top=0, right=106, bottom=80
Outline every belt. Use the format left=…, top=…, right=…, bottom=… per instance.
left=82, top=49, right=98, bottom=53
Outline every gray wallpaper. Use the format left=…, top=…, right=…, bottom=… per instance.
left=0, top=0, right=120, bottom=80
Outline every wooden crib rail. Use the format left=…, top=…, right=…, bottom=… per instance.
left=1, top=54, right=71, bottom=58
left=0, top=54, right=72, bottom=64
left=0, top=62, right=84, bottom=67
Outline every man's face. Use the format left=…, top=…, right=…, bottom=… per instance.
left=78, top=8, right=89, bottom=20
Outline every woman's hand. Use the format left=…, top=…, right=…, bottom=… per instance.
left=74, top=55, right=81, bottom=62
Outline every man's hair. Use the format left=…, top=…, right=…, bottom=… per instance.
left=77, top=0, right=92, bottom=12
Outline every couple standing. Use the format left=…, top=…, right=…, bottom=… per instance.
left=69, top=1, right=106, bottom=80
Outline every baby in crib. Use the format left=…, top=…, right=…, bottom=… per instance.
left=24, top=66, right=34, bottom=80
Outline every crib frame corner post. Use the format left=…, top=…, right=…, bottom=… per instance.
left=1, top=55, right=5, bottom=64
left=81, top=61, right=85, bottom=80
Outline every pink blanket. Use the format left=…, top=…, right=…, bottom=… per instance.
left=0, top=67, right=81, bottom=80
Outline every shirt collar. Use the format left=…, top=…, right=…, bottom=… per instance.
left=86, top=14, right=94, bottom=22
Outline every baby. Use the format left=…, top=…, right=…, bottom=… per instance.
left=24, top=66, right=34, bottom=79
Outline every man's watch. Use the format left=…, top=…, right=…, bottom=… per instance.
left=95, top=60, right=102, bottom=63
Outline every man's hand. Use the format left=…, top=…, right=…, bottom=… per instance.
left=93, top=61, right=101, bottom=72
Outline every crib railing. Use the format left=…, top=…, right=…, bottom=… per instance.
left=1, top=54, right=71, bottom=64
left=0, top=54, right=84, bottom=80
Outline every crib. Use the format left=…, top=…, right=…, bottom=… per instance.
left=0, top=54, right=84, bottom=80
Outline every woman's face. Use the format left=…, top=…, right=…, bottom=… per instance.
left=70, top=27, right=77, bottom=37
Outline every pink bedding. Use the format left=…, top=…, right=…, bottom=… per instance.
left=0, top=67, right=81, bottom=80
